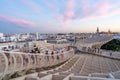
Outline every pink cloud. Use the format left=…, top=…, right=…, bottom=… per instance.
left=77, top=0, right=120, bottom=21
left=64, top=0, right=75, bottom=23
left=44, top=20, right=53, bottom=29
left=45, top=2, right=55, bottom=13
left=96, top=1, right=114, bottom=15
left=80, top=8, right=120, bottom=22
left=54, top=15, right=63, bottom=23
left=40, top=0, right=62, bottom=23
left=11, top=19, right=35, bottom=28
left=41, top=0, right=55, bottom=13
left=0, top=14, right=35, bottom=28
left=53, top=0, right=58, bottom=4
left=61, top=0, right=120, bottom=22
left=1, top=7, right=28, bottom=18
left=21, top=0, right=41, bottom=14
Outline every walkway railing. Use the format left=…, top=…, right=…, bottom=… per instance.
left=75, top=36, right=120, bottom=60
left=0, top=49, right=74, bottom=79
left=75, top=36, right=112, bottom=49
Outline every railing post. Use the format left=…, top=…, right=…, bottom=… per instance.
left=27, top=54, right=31, bottom=69
left=1, top=52, right=8, bottom=79
left=33, top=54, right=37, bottom=68
left=10, top=53, right=16, bottom=75
left=19, top=54, right=23, bottom=71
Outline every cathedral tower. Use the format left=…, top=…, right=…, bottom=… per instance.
left=96, top=27, right=99, bottom=33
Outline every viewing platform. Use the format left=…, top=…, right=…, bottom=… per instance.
left=0, top=36, right=120, bottom=80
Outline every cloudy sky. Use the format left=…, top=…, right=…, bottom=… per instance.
left=0, top=0, right=120, bottom=33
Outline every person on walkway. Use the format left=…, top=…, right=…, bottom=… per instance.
left=56, top=50, right=59, bottom=60
left=51, top=51, right=54, bottom=61
left=100, top=50, right=102, bottom=54
left=45, top=50, right=49, bottom=62
left=61, top=50, right=64, bottom=60
left=110, top=51, right=112, bottom=56
left=23, top=54, right=28, bottom=65
left=30, top=50, right=35, bottom=64
left=98, top=48, right=100, bottom=53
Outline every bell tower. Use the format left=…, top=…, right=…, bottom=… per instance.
left=108, top=29, right=111, bottom=33
left=96, top=27, right=99, bottom=33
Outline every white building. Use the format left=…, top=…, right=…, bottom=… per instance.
left=0, top=36, right=11, bottom=42
left=0, top=33, right=3, bottom=37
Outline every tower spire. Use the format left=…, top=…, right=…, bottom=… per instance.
left=97, top=27, right=99, bottom=33
left=108, top=29, right=111, bottom=33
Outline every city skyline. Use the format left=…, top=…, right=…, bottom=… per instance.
left=0, top=0, right=120, bottom=33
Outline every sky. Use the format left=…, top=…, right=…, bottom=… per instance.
left=0, top=0, right=120, bottom=33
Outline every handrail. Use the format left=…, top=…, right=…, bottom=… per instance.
left=70, top=75, right=119, bottom=80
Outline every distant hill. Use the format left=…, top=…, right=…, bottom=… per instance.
left=101, top=39, right=120, bottom=51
